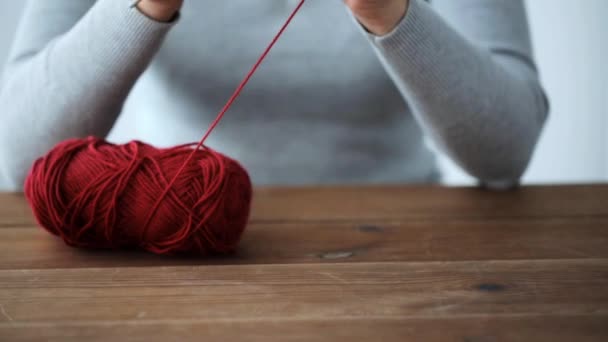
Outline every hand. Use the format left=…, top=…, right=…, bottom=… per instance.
left=136, top=0, right=183, bottom=22
left=343, top=0, right=409, bottom=36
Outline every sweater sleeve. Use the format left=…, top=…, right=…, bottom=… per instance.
left=0, top=0, right=176, bottom=190
left=362, top=0, right=549, bottom=188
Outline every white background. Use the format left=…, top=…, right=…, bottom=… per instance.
left=1, top=1, right=606, bottom=185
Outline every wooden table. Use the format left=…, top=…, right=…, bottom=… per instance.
left=1, top=185, right=607, bottom=341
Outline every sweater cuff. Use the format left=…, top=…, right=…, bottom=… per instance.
left=80, top=0, right=176, bottom=76
left=98, top=0, right=176, bottom=41
left=369, top=0, right=434, bottom=50
left=363, top=0, right=449, bottom=87
left=129, top=0, right=181, bottom=23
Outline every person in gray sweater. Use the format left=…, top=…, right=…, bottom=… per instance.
left=0, top=0, right=548, bottom=190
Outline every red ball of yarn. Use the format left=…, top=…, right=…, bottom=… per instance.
left=24, top=136, right=253, bottom=256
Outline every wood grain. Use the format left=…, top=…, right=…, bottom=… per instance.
left=0, top=217, right=606, bottom=270
left=0, top=259, right=607, bottom=323
left=2, top=315, right=608, bottom=342
left=0, top=193, right=35, bottom=227
left=3, top=185, right=608, bottom=227
left=251, top=184, right=608, bottom=221
left=1, top=185, right=607, bottom=341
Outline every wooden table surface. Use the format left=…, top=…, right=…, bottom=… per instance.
left=0, top=184, right=607, bottom=341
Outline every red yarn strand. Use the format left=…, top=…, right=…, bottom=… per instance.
left=25, top=1, right=307, bottom=256
left=142, top=0, right=307, bottom=231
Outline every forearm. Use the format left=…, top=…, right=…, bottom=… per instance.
left=0, top=0, right=174, bottom=190
left=366, top=0, right=548, bottom=186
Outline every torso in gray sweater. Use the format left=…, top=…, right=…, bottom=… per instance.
left=0, top=0, right=548, bottom=189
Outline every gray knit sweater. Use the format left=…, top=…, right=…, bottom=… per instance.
left=0, top=0, right=548, bottom=190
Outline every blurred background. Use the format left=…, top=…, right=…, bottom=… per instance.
left=1, top=1, right=606, bottom=185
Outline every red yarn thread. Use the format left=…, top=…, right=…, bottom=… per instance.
left=145, top=0, right=307, bottom=230
left=25, top=138, right=252, bottom=255
left=24, top=0, right=307, bottom=255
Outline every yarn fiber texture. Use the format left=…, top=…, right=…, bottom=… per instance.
left=22, top=0, right=306, bottom=256
left=24, top=137, right=253, bottom=255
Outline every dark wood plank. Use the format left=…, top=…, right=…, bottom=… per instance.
left=0, top=194, right=36, bottom=227
left=0, top=217, right=606, bottom=269
left=1, top=315, right=607, bottom=342
left=1, top=186, right=607, bottom=341
left=252, top=184, right=608, bottom=221
left=1, top=260, right=607, bottom=323
left=3, top=185, right=608, bottom=227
